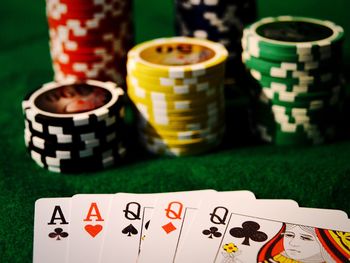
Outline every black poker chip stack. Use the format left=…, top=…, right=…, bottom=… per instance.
left=22, top=80, right=127, bottom=173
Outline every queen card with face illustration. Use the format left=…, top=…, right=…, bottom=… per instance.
left=216, top=213, right=350, bottom=262
left=176, top=198, right=350, bottom=263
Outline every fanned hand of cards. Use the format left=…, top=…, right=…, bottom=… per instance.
left=33, top=190, right=350, bottom=263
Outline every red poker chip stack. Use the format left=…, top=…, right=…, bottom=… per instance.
left=46, top=0, right=133, bottom=86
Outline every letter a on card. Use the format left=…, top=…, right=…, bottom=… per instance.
left=33, top=198, right=71, bottom=263
left=67, top=194, right=113, bottom=263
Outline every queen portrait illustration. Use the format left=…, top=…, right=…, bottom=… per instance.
left=257, top=223, right=350, bottom=263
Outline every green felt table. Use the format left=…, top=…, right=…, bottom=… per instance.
left=0, top=0, right=350, bottom=262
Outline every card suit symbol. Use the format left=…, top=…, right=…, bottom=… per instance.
left=229, top=221, right=267, bottom=246
left=141, top=220, right=151, bottom=241
left=84, top=224, right=103, bottom=238
left=48, top=228, right=69, bottom=241
left=122, top=224, right=138, bottom=237
left=162, top=222, right=177, bottom=234
left=144, top=220, right=150, bottom=230
left=202, top=226, right=222, bottom=239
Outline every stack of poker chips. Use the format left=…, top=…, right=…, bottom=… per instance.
left=46, top=0, right=133, bottom=85
left=126, top=37, right=228, bottom=156
left=174, top=0, right=257, bottom=84
left=242, top=16, right=345, bottom=145
left=22, top=80, right=126, bottom=173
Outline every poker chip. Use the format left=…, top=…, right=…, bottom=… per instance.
left=22, top=80, right=126, bottom=173
left=139, top=128, right=224, bottom=157
left=173, top=0, right=258, bottom=140
left=22, top=80, right=124, bottom=126
left=46, top=0, right=134, bottom=85
left=174, top=0, right=256, bottom=74
left=29, top=146, right=125, bottom=173
left=127, top=37, right=228, bottom=156
left=241, top=16, right=345, bottom=145
left=242, top=52, right=338, bottom=79
left=242, top=17, right=344, bottom=59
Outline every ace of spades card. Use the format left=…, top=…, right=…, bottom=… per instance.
left=67, top=194, right=113, bottom=263
left=99, top=193, right=161, bottom=263
left=33, top=198, right=71, bottom=263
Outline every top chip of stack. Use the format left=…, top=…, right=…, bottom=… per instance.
left=241, top=16, right=345, bottom=145
left=46, top=0, right=134, bottom=85
left=127, top=37, right=228, bottom=156
left=243, top=16, right=344, bottom=62
left=22, top=80, right=126, bottom=173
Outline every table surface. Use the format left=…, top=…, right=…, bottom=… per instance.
left=0, top=0, right=349, bottom=262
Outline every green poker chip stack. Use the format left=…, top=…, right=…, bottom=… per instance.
left=241, top=16, right=345, bottom=145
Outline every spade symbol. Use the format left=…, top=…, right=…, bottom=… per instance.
left=202, top=227, right=222, bottom=239
left=48, top=228, right=69, bottom=241
left=229, top=221, right=267, bottom=246
left=144, top=220, right=150, bottom=230
left=141, top=220, right=151, bottom=241
left=122, top=224, right=138, bottom=237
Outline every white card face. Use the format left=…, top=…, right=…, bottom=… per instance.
left=215, top=213, right=350, bottom=262
left=219, top=190, right=256, bottom=201
left=232, top=206, right=350, bottom=230
left=67, top=194, right=113, bottom=263
left=137, top=190, right=218, bottom=263
left=99, top=193, right=160, bottom=263
left=33, top=198, right=71, bottom=263
left=175, top=199, right=301, bottom=262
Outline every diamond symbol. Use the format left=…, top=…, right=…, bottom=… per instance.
left=162, top=222, right=177, bottom=234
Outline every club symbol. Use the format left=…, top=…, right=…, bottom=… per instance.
left=229, top=221, right=267, bottom=246
left=122, top=224, right=138, bottom=237
left=202, top=226, right=222, bottom=239
left=48, top=228, right=69, bottom=241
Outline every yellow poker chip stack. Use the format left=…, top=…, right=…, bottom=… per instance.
left=126, top=37, right=228, bottom=156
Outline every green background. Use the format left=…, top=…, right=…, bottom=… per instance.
left=0, top=0, right=349, bottom=262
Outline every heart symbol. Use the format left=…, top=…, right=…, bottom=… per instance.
left=84, top=224, right=103, bottom=238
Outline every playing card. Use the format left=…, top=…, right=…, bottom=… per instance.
left=33, top=198, right=71, bottom=263
left=137, top=190, right=256, bottom=263
left=99, top=193, right=161, bottom=263
left=136, top=190, right=216, bottom=263
left=175, top=199, right=300, bottom=262
left=215, top=213, right=350, bottom=262
left=32, top=190, right=349, bottom=263
left=66, top=194, right=113, bottom=263
left=176, top=199, right=350, bottom=262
